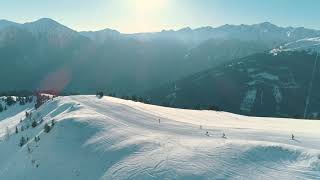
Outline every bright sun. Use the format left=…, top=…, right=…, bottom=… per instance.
left=125, top=0, right=169, bottom=32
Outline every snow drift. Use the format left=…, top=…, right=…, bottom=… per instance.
left=0, top=95, right=319, bottom=179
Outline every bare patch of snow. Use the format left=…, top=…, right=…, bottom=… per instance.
left=252, top=72, right=279, bottom=81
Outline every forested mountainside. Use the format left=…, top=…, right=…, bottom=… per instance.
left=147, top=51, right=320, bottom=119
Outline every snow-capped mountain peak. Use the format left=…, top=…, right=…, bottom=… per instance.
left=23, top=18, right=76, bottom=35
left=177, top=27, right=193, bottom=33
left=256, top=22, right=278, bottom=28
left=0, top=20, right=19, bottom=30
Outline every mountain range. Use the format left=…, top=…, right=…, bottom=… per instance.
left=147, top=51, right=320, bottom=119
left=1, top=18, right=320, bottom=118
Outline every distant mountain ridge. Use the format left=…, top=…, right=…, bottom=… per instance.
left=2, top=18, right=320, bottom=47
left=0, top=18, right=76, bottom=35
left=126, top=22, right=320, bottom=47
left=1, top=18, right=320, bottom=102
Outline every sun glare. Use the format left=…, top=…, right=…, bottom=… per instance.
left=125, top=0, right=169, bottom=32
left=132, top=0, right=168, bottom=12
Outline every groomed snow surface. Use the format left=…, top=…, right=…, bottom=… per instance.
left=0, top=95, right=320, bottom=180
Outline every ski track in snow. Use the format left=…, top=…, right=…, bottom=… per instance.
left=0, top=95, right=320, bottom=180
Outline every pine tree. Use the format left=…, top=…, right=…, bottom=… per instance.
left=131, top=95, right=137, bottom=102
left=0, top=104, right=3, bottom=112
left=51, top=119, right=55, bottom=127
left=5, top=96, right=15, bottom=106
left=19, top=98, right=25, bottom=105
left=15, top=126, right=18, bottom=134
left=96, top=91, right=104, bottom=98
left=32, top=120, right=37, bottom=128
left=34, top=136, right=40, bottom=142
left=19, top=136, right=26, bottom=147
left=44, top=123, right=51, bottom=133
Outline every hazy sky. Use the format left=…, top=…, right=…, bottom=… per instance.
left=1, top=0, right=319, bottom=33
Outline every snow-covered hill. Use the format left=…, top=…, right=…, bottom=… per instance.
left=0, top=96, right=319, bottom=179
left=271, top=37, right=320, bottom=55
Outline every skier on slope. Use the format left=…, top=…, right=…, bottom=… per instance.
left=222, top=132, right=226, bottom=138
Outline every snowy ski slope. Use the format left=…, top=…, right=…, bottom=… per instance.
left=0, top=95, right=319, bottom=179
